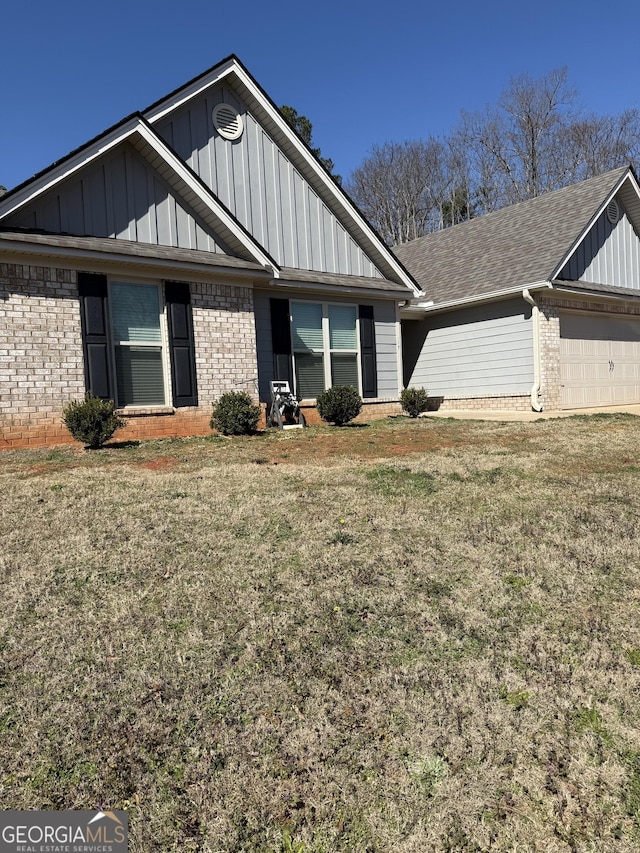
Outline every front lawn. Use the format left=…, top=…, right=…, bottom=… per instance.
left=2, top=414, right=640, bottom=851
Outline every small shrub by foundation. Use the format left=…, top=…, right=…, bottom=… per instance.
left=62, top=394, right=125, bottom=449
left=400, top=387, right=429, bottom=418
left=316, top=385, right=362, bottom=426
left=211, top=391, right=261, bottom=435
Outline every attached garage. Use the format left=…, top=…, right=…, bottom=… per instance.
left=395, top=166, right=640, bottom=414
left=560, top=311, right=640, bottom=408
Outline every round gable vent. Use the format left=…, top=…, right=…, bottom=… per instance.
left=212, top=103, right=243, bottom=140
left=606, top=198, right=620, bottom=225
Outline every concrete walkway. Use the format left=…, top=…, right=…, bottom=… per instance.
left=423, top=404, right=640, bottom=422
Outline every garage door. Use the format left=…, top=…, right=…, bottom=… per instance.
left=560, top=312, right=640, bottom=408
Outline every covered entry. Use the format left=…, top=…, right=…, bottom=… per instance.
left=559, top=311, right=640, bottom=408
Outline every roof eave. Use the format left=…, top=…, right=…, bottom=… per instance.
left=0, top=115, right=279, bottom=275
left=259, top=278, right=409, bottom=300
left=550, top=280, right=640, bottom=302
left=0, top=236, right=271, bottom=283
left=400, top=281, right=552, bottom=317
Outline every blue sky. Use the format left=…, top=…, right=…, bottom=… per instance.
left=2, top=0, right=639, bottom=191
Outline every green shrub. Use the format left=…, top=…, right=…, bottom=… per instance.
left=400, top=387, right=429, bottom=418
left=316, top=385, right=362, bottom=426
left=210, top=391, right=261, bottom=435
left=62, top=394, right=125, bottom=449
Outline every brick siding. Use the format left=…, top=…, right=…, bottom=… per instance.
left=0, top=263, right=260, bottom=449
left=430, top=395, right=532, bottom=412
left=0, top=264, right=85, bottom=448
left=1, top=262, right=402, bottom=449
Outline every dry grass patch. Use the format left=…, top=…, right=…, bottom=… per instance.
left=1, top=414, right=640, bottom=851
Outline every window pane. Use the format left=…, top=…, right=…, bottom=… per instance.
left=115, top=346, right=165, bottom=406
left=291, top=302, right=323, bottom=351
left=111, top=283, right=162, bottom=343
left=329, top=305, right=357, bottom=350
left=295, top=353, right=325, bottom=398
left=331, top=353, right=359, bottom=389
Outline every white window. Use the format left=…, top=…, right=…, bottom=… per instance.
left=108, top=281, right=168, bottom=407
left=291, top=301, right=359, bottom=399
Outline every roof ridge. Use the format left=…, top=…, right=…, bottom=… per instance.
left=394, top=165, right=631, bottom=252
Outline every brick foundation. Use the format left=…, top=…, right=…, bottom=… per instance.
left=428, top=395, right=532, bottom=412
left=297, top=399, right=403, bottom=425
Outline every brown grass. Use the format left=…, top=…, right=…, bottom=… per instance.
left=2, top=414, right=640, bottom=851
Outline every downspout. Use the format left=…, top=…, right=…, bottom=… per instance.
left=522, top=289, right=543, bottom=412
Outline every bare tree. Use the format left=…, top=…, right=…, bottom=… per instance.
left=459, top=68, right=579, bottom=209
left=347, top=139, right=451, bottom=245
left=568, top=109, right=640, bottom=179
left=348, top=67, right=640, bottom=242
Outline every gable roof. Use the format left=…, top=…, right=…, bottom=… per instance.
left=142, top=55, right=420, bottom=292
left=0, top=115, right=277, bottom=270
left=0, top=55, right=420, bottom=296
left=393, top=166, right=638, bottom=308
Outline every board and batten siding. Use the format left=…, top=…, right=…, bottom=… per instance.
left=253, top=291, right=399, bottom=402
left=559, top=195, right=640, bottom=289
left=154, top=87, right=382, bottom=278
left=9, top=144, right=231, bottom=254
left=403, top=298, right=534, bottom=397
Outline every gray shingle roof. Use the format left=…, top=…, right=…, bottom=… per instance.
left=278, top=267, right=409, bottom=294
left=392, top=166, right=630, bottom=306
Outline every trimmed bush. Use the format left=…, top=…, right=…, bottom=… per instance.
left=211, top=391, right=261, bottom=435
left=400, top=387, right=430, bottom=418
left=63, top=394, right=125, bottom=449
left=316, top=385, right=362, bottom=426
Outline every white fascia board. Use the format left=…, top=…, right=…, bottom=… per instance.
left=142, top=59, right=237, bottom=124
left=403, top=281, right=552, bottom=316
left=0, top=116, right=143, bottom=221
left=550, top=168, right=634, bottom=280
left=135, top=122, right=279, bottom=274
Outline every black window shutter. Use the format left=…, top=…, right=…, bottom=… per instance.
left=270, top=298, right=293, bottom=389
left=78, top=272, right=112, bottom=400
left=359, top=305, right=377, bottom=399
left=166, top=281, right=198, bottom=407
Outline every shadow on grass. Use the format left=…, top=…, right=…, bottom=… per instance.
left=101, top=440, right=141, bottom=450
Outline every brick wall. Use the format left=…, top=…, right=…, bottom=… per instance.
left=430, top=395, right=532, bottom=412
left=0, top=264, right=85, bottom=447
left=191, top=282, right=258, bottom=401
left=537, top=299, right=561, bottom=411
left=1, top=261, right=406, bottom=449
left=0, top=264, right=260, bottom=449
left=297, top=399, right=402, bottom=425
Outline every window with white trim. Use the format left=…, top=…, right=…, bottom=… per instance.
left=108, top=281, right=168, bottom=407
left=291, top=301, right=360, bottom=399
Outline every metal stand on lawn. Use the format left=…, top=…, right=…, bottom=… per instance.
left=267, top=380, right=306, bottom=429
